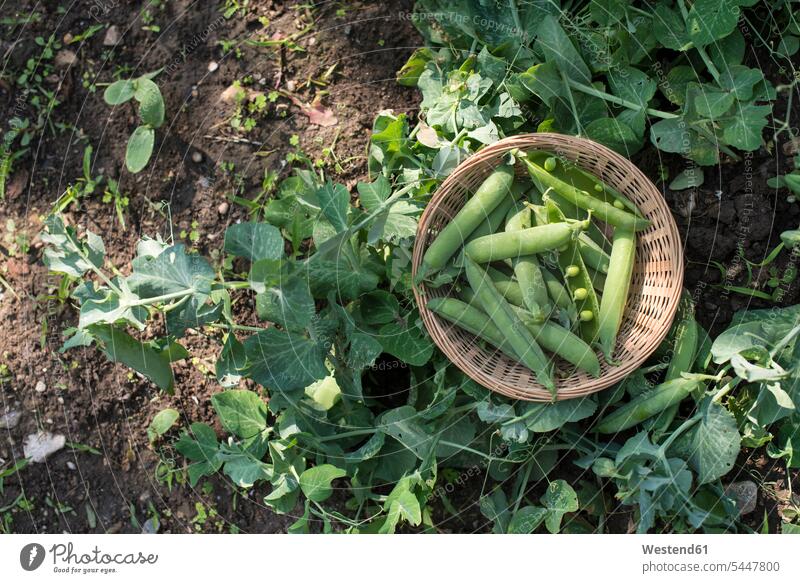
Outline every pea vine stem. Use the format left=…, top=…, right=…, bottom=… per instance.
left=565, top=79, right=680, bottom=120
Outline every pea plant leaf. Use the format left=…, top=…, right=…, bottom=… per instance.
left=175, top=423, right=222, bottom=486
left=317, top=181, right=350, bottom=232
left=125, top=125, right=155, bottom=173
left=134, top=77, right=165, bottom=128
left=541, top=479, right=579, bottom=533
left=147, top=408, right=180, bottom=442
left=670, top=398, right=741, bottom=484
left=211, top=390, right=268, bottom=440
left=244, top=328, right=329, bottom=393
left=686, top=0, right=741, bottom=47
left=299, top=464, right=347, bottom=502
left=41, top=215, right=105, bottom=278
left=224, top=222, right=284, bottom=262
left=89, top=324, right=175, bottom=392
left=103, top=79, right=135, bottom=105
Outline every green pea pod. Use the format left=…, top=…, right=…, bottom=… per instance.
left=597, top=226, right=636, bottom=359
left=464, top=256, right=556, bottom=396
left=545, top=199, right=601, bottom=343
left=594, top=377, right=701, bottom=434
left=527, top=152, right=643, bottom=218
left=540, top=267, right=573, bottom=311
left=585, top=265, right=606, bottom=293
left=460, top=285, right=546, bottom=324
left=463, top=181, right=529, bottom=245
left=520, top=154, right=650, bottom=231
left=427, top=297, right=518, bottom=361
left=545, top=191, right=611, bottom=251
left=505, top=206, right=551, bottom=315
left=511, top=306, right=601, bottom=377
left=419, top=165, right=514, bottom=280
left=648, top=316, right=700, bottom=439
left=464, top=221, right=587, bottom=264
left=578, top=235, right=611, bottom=274
left=456, top=293, right=598, bottom=377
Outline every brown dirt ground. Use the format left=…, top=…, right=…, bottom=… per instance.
left=0, top=0, right=797, bottom=534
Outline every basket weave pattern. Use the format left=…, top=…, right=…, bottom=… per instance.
left=412, top=134, right=684, bottom=401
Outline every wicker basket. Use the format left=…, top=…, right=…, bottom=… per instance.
left=412, top=134, right=684, bottom=401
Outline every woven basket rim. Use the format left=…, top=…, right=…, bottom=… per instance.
left=411, top=133, right=684, bottom=402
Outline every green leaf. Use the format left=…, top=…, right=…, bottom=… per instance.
left=134, top=77, right=165, bottom=128
left=359, top=290, right=400, bottom=325
left=211, top=390, right=268, bottom=439
left=255, top=275, right=315, bottom=331
left=507, top=506, right=548, bottom=533
left=687, top=0, right=740, bottom=47
left=343, top=431, right=386, bottom=464
left=216, top=334, right=247, bottom=388
left=669, top=168, right=705, bottom=190
left=541, top=479, right=579, bottom=533
left=305, top=258, right=379, bottom=301
left=218, top=443, right=272, bottom=488
left=299, top=464, right=347, bottom=502
left=381, top=477, right=422, bottom=533
left=90, top=325, right=174, bottom=392
left=103, top=79, right=135, bottom=105
left=346, top=332, right=383, bottom=370
left=130, top=243, right=211, bottom=294
left=718, top=65, right=763, bottom=101
left=42, top=215, right=105, bottom=278
left=375, top=319, right=433, bottom=366
left=317, top=181, right=350, bottom=232
left=535, top=15, right=591, bottom=84
left=224, top=222, right=284, bottom=262
left=379, top=406, right=432, bottom=459
left=244, top=328, right=328, bottom=392
left=522, top=398, right=597, bottom=432
left=125, top=125, right=155, bottom=173
left=721, top=102, right=770, bottom=150
left=147, top=408, right=179, bottom=442
left=584, top=117, right=639, bottom=154
left=510, top=62, right=564, bottom=108
left=652, top=5, right=692, bottom=51
left=175, top=422, right=221, bottom=485
left=670, top=399, right=741, bottom=484
left=694, top=90, right=735, bottom=118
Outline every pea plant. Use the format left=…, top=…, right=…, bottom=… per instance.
left=103, top=71, right=165, bottom=173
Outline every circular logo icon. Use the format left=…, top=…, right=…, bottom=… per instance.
left=20, top=543, right=46, bottom=571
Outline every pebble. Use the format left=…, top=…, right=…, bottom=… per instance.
left=191, top=151, right=203, bottom=164
left=23, top=431, right=66, bottom=463
left=35, top=380, right=46, bottom=393
left=66, top=461, right=77, bottom=471
left=103, top=25, right=121, bottom=47
left=54, top=49, right=77, bottom=68
left=725, top=481, right=758, bottom=516
left=308, top=36, right=316, bottom=46
left=285, top=80, right=296, bottom=92
left=0, top=410, right=21, bottom=430
left=207, top=61, right=219, bottom=73
left=62, top=32, right=74, bottom=44
left=217, top=201, right=229, bottom=215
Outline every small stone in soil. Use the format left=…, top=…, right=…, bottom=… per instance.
left=0, top=410, right=21, bottom=430
left=724, top=481, right=758, bottom=516
left=23, top=431, right=66, bottom=463
left=208, top=61, right=219, bottom=72
left=35, top=380, right=46, bottom=393
left=191, top=151, right=203, bottom=163
left=67, top=461, right=77, bottom=470
left=103, top=26, right=121, bottom=46
left=218, top=202, right=229, bottom=215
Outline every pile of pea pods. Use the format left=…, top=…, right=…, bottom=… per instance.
left=420, top=149, right=651, bottom=398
